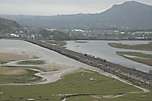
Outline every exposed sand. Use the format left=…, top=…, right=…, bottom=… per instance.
left=0, top=52, right=30, bottom=63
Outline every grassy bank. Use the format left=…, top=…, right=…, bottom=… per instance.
left=68, top=92, right=152, bottom=101
left=0, top=70, right=151, bottom=101
left=0, top=67, right=41, bottom=84
left=117, top=51, right=152, bottom=66
left=109, top=42, right=152, bottom=51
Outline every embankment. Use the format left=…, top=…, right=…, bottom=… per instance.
left=26, top=39, right=152, bottom=88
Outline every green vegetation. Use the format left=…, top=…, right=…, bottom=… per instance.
left=0, top=67, right=41, bottom=84
left=0, top=70, right=150, bottom=101
left=39, top=29, right=70, bottom=40
left=117, top=51, right=152, bottom=66
left=109, top=42, right=152, bottom=66
left=17, top=60, right=45, bottom=65
left=0, top=17, right=20, bottom=34
left=109, top=42, right=152, bottom=51
left=68, top=92, right=152, bottom=101
left=117, top=51, right=152, bottom=58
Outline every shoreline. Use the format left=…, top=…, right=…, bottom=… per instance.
left=25, top=39, right=152, bottom=91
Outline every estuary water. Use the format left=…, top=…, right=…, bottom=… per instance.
left=66, top=40, right=152, bottom=73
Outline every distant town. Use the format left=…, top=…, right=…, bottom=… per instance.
left=1, top=27, right=152, bottom=40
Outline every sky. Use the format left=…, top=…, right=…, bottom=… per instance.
left=0, top=0, right=152, bottom=16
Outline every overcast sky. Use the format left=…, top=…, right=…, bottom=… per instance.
left=0, top=0, right=152, bottom=15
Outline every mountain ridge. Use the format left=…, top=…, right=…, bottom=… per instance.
left=0, top=1, right=152, bottom=30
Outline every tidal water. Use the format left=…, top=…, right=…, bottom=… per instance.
left=66, top=40, right=152, bottom=73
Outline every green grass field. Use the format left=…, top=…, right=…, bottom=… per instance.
left=117, top=51, right=152, bottom=66
left=0, top=69, right=151, bottom=101
left=68, top=92, right=152, bottom=101
left=109, top=42, right=152, bottom=51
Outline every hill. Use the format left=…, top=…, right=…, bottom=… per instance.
left=1, top=1, right=152, bottom=30
left=0, top=17, right=20, bottom=33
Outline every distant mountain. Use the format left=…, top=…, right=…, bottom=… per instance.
left=99, top=1, right=152, bottom=29
left=1, top=1, right=152, bottom=30
left=0, top=17, right=20, bottom=33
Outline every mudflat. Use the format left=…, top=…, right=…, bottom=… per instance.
left=0, top=52, right=29, bottom=63
left=0, top=67, right=28, bottom=76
